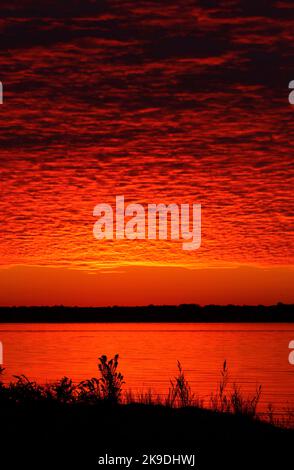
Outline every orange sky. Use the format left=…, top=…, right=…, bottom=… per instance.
left=0, top=1, right=293, bottom=306
left=0, top=265, right=293, bottom=307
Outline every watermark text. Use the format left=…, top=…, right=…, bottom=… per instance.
left=93, top=196, right=201, bottom=251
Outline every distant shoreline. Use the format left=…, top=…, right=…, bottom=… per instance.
left=0, top=304, right=293, bottom=323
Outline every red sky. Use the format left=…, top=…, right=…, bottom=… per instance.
left=0, top=0, right=293, bottom=306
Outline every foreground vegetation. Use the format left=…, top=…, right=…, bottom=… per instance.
left=0, top=357, right=293, bottom=468
left=0, top=356, right=292, bottom=429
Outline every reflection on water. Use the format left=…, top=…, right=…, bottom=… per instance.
left=0, top=323, right=293, bottom=412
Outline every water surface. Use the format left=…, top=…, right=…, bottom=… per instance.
left=0, top=323, right=293, bottom=412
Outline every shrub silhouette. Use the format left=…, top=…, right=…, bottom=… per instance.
left=50, top=377, right=76, bottom=404
left=98, top=354, right=124, bottom=403
left=78, top=377, right=101, bottom=403
left=9, top=375, right=44, bottom=402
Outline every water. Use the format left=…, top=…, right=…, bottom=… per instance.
left=0, top=323, right=293, bottom=412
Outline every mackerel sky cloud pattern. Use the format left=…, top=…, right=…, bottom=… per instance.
left=0, top=0, right=294, bottom=273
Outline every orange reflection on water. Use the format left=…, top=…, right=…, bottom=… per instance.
left=0, top=323, right=293, bottom=412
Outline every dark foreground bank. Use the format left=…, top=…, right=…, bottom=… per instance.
left=0, top=355, right=293, bottom=470
left=0, top=400, right=293, bottom=469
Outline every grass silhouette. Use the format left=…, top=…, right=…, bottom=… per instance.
left=0, top=355, right=292, bottom=428
left=0, top=357, right=293, bottom=470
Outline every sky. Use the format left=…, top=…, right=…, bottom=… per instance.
left=0, top=0, right=293, bottom=306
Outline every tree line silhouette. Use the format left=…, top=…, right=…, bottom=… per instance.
left=0, top=303, right=292, bottom=323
